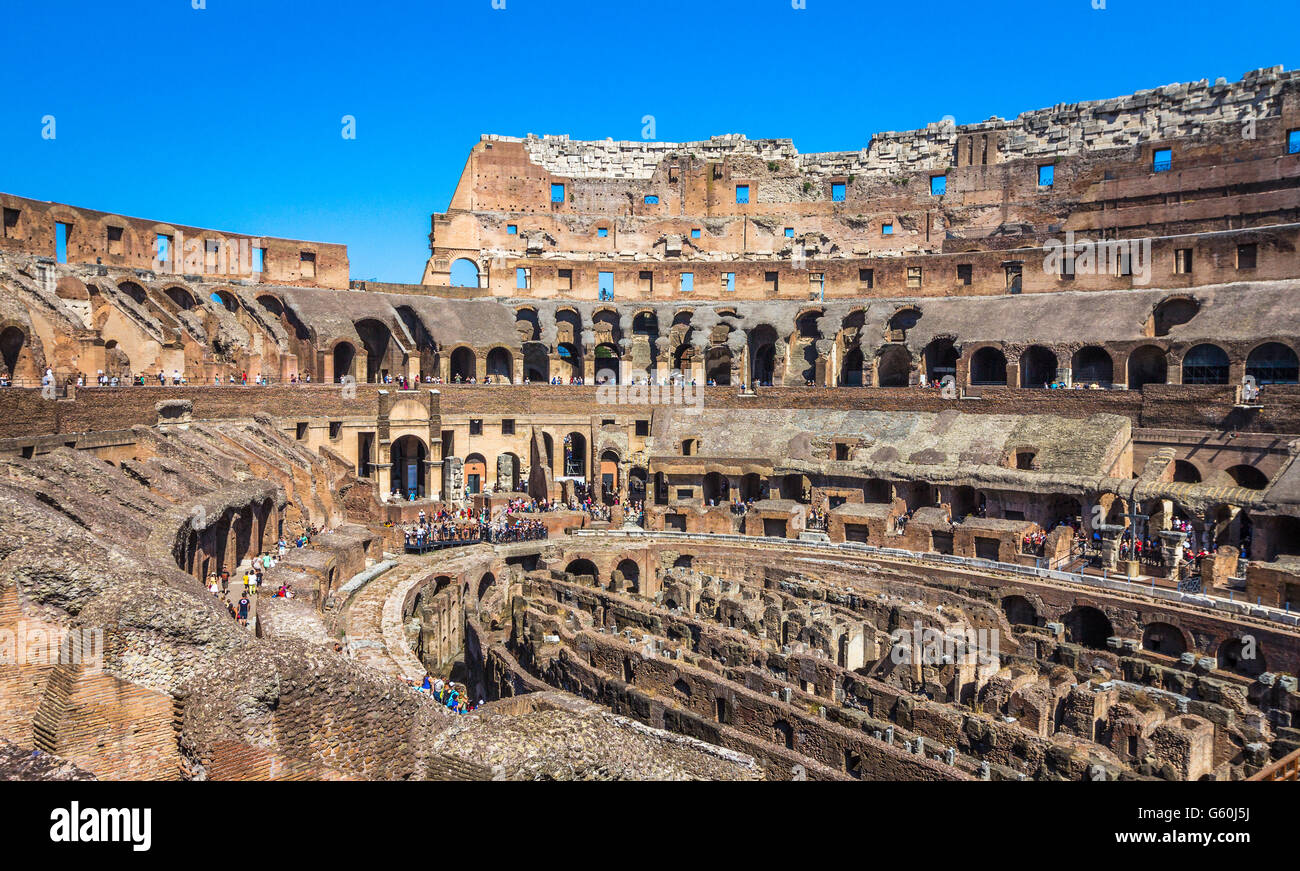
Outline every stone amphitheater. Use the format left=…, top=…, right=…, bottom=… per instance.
left=2, top=66, right=1300, bottom=781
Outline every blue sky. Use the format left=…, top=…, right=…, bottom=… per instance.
left=2, top=0, right=1296, bottom=282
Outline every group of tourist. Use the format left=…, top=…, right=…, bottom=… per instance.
left=413, top=676, right=483, bottom=715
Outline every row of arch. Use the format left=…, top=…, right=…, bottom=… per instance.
left=1001, top=598, right=1267, bottom=677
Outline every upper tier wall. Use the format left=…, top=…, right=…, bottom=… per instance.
left=424, top=66, right=1300, bottom=293
left=0, top=193, right=350, bottom=289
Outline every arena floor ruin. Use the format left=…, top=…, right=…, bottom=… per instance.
left=3, top=66, right=1300, bottom=781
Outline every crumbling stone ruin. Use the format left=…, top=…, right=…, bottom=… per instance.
left=2, top=67, right=1300, bottom=780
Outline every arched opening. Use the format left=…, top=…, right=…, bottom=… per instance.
left=1217, top=636, right=1265, bottom=677
left=333, top=341, right=357, bottom=381
left=628, top=467, right=647, bottom=504
left=740, top=473, right=764, bottom=502
left=1001, top=595, right=1037, bottom=627
left=752, top=343, right=775, bottom=386
left=1020, top=346, right=1058, bottom=388
left=563, top=432, right=587, bottom=478
left=118, top=281, right=148, bottom=305
left=103, top=339, right=131, bottom=378
left=876, top=345, right=912, bottom=387
left=523, top=343, right=548, bottom=382
left=599, top=449, right=620, bottom=503
left=1172, top=460, right=1202, bottom=484
left=594, top=343, right=620, bottom=384
left=565, top=559, right=599, bottom=583
left=1182, top=344, right=1229, bottom=384
left=514, top=308, right=541, bottom=342
left=702, top=472, right=729, bottom=504
left=704, top=346, right=732, bottom=385
left=450, top=258, right=481, bottom=288
left=449, top=346, right=476, bottom=382
left=840, top=346, right=865, bottom=386
left=616, top=559, right=640, bottom=593
left=773, top=719, right=795, bottom=750
left=355, top=319, right=394, bottom=383
left=1225, top=464, right=1269, bottom=490
left=477, top=572, right=495, bottom=600
left=796, top=311, right=822, bottom=339
left=0, top=327, right=26, bottom=379
left=1246, top=342, right=1299, bottom=384
left=1151, top=297, right=1199, bottom=337
left=390, top=435, right=428, bottom=500
left=164, top=286, right=197, bottom=310
left=464, top=453, right=487, bottom=495
left=1072, top=346, right=1113, bottom=387
left=886, top=307, right=920, bottom=341
left=210, top=288, right=239, bottom=313
left=557, top=343, right=581, bottom=380
left=672, top=555, right=693, bottom=569
left=1062, top=605, right=1113, bottom=650
left=969, top=347, right=1007, bottom=385
left=1127, top=345, right=1167, bottom=390
left=924, top=338, right=958, bottom=385
left=486, top=347, right=513, bottom=383
left=1142, top=622, right=1187, bottom=657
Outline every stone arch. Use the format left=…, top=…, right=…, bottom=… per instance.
left=1142, top=622, right=1189, bottom=657
left=1217, top=635, right=1265, bottom=677
left=164, top=285, right=197, bottom=311
left=594, top=342, right=620, bottom=384
left=923, top=338, right=958, bottom=385
left=1225, top=464, right=1269, bottom=490
left=1062, top=605, right=1113, bottom=649
left=486, top=346, right=514, bottom=383
left=450, top=258, right=481, bottom=288
left=704, top=345, right=731, bottom=385
left=522, top=343, right=548, bottom=382
left=1072, top=345, right=1114, bottom=387
left=355, top=318, right=395, bottom=383
left=749, top=324, right=778, bottom=386
left=1127, top=345, right=1167, bottom=390
left=616, top=558, right=640, bottom=593
left=969, top=346, right=1007, bottom=385
left=565, top=558, right=599, bottom=583
left=463, top=452, right=487, bottom=495
left=886, top=306, right=921, bottom=341
left=1172, top=460, right=1202, bottom=484
left=875, top=344, right=912, bottom=387
left=840, top=346, right=865, bottom=386
left=1001, top=595, right=1037, bottom=627
left=0, top=325, right=31, bottom=381
left=332, top=340, right=357, bottom=381
left=1245, top=341, right=1299, bottom=384
left=390, top=434, right=428, bottom=499
left=1020, top=345, right=1058, bottom=388
left=449, top=345, right=477, bottom=381
left=563, top=432, right=587, bottom=478
left=1181, top=343, right=1229, bottom=384
left=477, top=572, right=496, bottom=600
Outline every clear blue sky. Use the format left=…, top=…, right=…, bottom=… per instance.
left=2, top=0, right=1296, bottom=283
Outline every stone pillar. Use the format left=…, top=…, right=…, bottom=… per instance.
left=1096, top=523, right=1125, bottom=570
left=375, top=462, right=394, bottom=501
left=1158, top=529, right=1189, bottom=580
